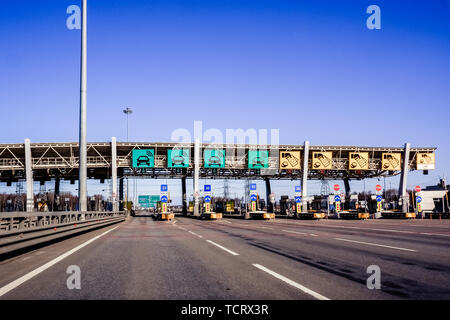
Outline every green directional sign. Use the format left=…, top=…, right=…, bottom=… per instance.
left=168, top=149, right=190, bottom=168
left=138, top=195, right=150, bottom=208
left=204, top=149, right=225, bottom=168
left=248, top=150, right=269, bottom=169
left=149, top=195, right=160, bottom=208
left=132, top=149, right=155, bottom=168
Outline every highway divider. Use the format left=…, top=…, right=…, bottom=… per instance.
left=0, top=211, right=126, bottom=259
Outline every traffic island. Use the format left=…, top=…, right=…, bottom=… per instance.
left=249, top=211, right=275, bottom=220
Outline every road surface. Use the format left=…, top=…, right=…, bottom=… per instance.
left=0, top=216, right=449, bottom=299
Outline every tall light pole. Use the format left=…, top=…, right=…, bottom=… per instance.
left=78, top=0, right=88, bottom=213
left=123, top=107, right=132, bottom=211
left=123, top=107, right=133, bottom=141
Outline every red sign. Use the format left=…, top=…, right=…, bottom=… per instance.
left=376, top=185, right=382, bottom=192
left=415, top=185, right=421, bottom=193
left=334, top=184, right=340, bottom=191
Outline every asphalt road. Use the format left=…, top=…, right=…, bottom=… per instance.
left=0, top=216, right=449, bottom=300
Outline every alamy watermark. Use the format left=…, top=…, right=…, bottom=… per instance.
left=366, top=265, right=381, bottom=289
left=66, top=265, right=81, bottom=290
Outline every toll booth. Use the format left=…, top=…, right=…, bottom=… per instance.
left=200, top=185, right=222, bottom=220
left=154, top=184, right=174, bottom=221
left=279, top=195, right=290, bottom=215
left=248, top=183, right=274, bottom=220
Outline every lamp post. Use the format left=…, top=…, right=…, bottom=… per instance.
left=123, top=107, right=132, bottom=211
left=78, top=0, right=88, bottom=214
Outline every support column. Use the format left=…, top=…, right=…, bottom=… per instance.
left=181, top=175, right=187, bottom=215
left=111, top=137, right=118, bottom=211
left=398, top=143, right=411, bottom=213
left=25, top=138, right=34, bottom=212
left=344, top=178, right=350, bottom=196
left=301, top=141, right=309, bottom=213
left=193, top=138, right=201, bottom=216
left=54, top=176, right=60, bottom=211
left=119, top=169, right=124, bottom=211
left=265, top=177, right=272, bottom=212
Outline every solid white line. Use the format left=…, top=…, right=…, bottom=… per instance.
left=420, top=232, right=450, bottom=237
left=334, top=238, right=417, bottom=252
left=206, top=240, right=239, bottom=256
left=371, top=228, right=413, bottom=234
left=188, top=231, right=203, bottom=238
left=282, top=230, right=307, bottom=235
left=0, top=225, right=120, bottom=297
left=253, top=264, right=329, bottom=300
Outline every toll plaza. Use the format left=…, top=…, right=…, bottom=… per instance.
left=0, top=139, right=438, bottom=220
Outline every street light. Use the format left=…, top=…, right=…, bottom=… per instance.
left=122, top=107, right=133, bottom=211
left=123, top=107, right=133, bottom=142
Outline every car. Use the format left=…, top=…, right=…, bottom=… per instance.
left=252, top=157, right=266, bottom=167
left=172, top=155, right=186, bottom=167
left=137, top=155, right=150, bottom=166
left=208, top=155, right=221, bottom=166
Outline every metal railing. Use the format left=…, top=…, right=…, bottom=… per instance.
left=0, top=211, right=126, bottom=235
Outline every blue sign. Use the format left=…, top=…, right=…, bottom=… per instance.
left=376, top=195, right=382, bottom=202
left=160, top=195, right=168, bottom=203
left=416, top=196, right=422, bottom=203
left=250, top=183, right=257, bottom=191
left=295, top=196, right=302, bottom=203
left=295, top=186, right=301, bottom=193
left=161, top=185, right=168, bottom=192
left=334, top=195, right=341, bottom=202
left=250, top=194, right=257, bottom=202
left=204, top=185, right=211, bottom=192
left=204, top=195, right=211, bottom=203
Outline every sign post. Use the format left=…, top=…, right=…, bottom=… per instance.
left=295, top=185, right=302, bottom=214
left=250, top=183, right=257, bottom=212
left=204, top=185, right=211, bottom=213
left=334, top=184, right=341, bottom=212
left=415, top=186, right=422, bottom=217
left=376, top=184, right=382, bottom=212
left=160, top=184, right=168, bottom=214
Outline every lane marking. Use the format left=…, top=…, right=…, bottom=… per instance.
left=282, top=230, right=308, bottom=235
left=188, top=231, right=203, bottom=238
left=253, top=264, right=329, bottom=300
left=206, top=240, right=239, bottom=256
left=0, top=225, right=120, bottom=297
left=420, top=232, right=450, bottom=237
left=371, top=228, right=414, bottom=234
left=310, top=234, right=318, bottom=237
left=221, top=220, right=232, bottom=224
left=257, top=226, right=273, bottom=230
left=334, top=238, right=417, bottom=252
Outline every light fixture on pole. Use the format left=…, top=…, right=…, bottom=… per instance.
left=122, top=107, right=133, bottom=212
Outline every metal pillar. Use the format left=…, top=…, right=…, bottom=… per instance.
left=344, top=178, right=350, bottom=196
left=111, top=137, right=118, bottom=211
left=398, top=143, right=411, bottom=213
left=301, top=141, right=309, bottom=213
left=119, top=169, right=124, bottom=211
left=181, top=175, right=187, bottom=215
left=193, top=138, right=200, bottom=216
left=78, top=0, right=88, bottom=213
left=24, top=138, right=34, bottom=212
left=265, top=177, right=272, bottom=212
left=54, top=176, right=60, bottom=211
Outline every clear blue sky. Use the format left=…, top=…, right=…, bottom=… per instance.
left=0, top=0, right=449, bottom=200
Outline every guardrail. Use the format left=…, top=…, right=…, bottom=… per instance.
left=0, top=211, right=127, bottom=259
